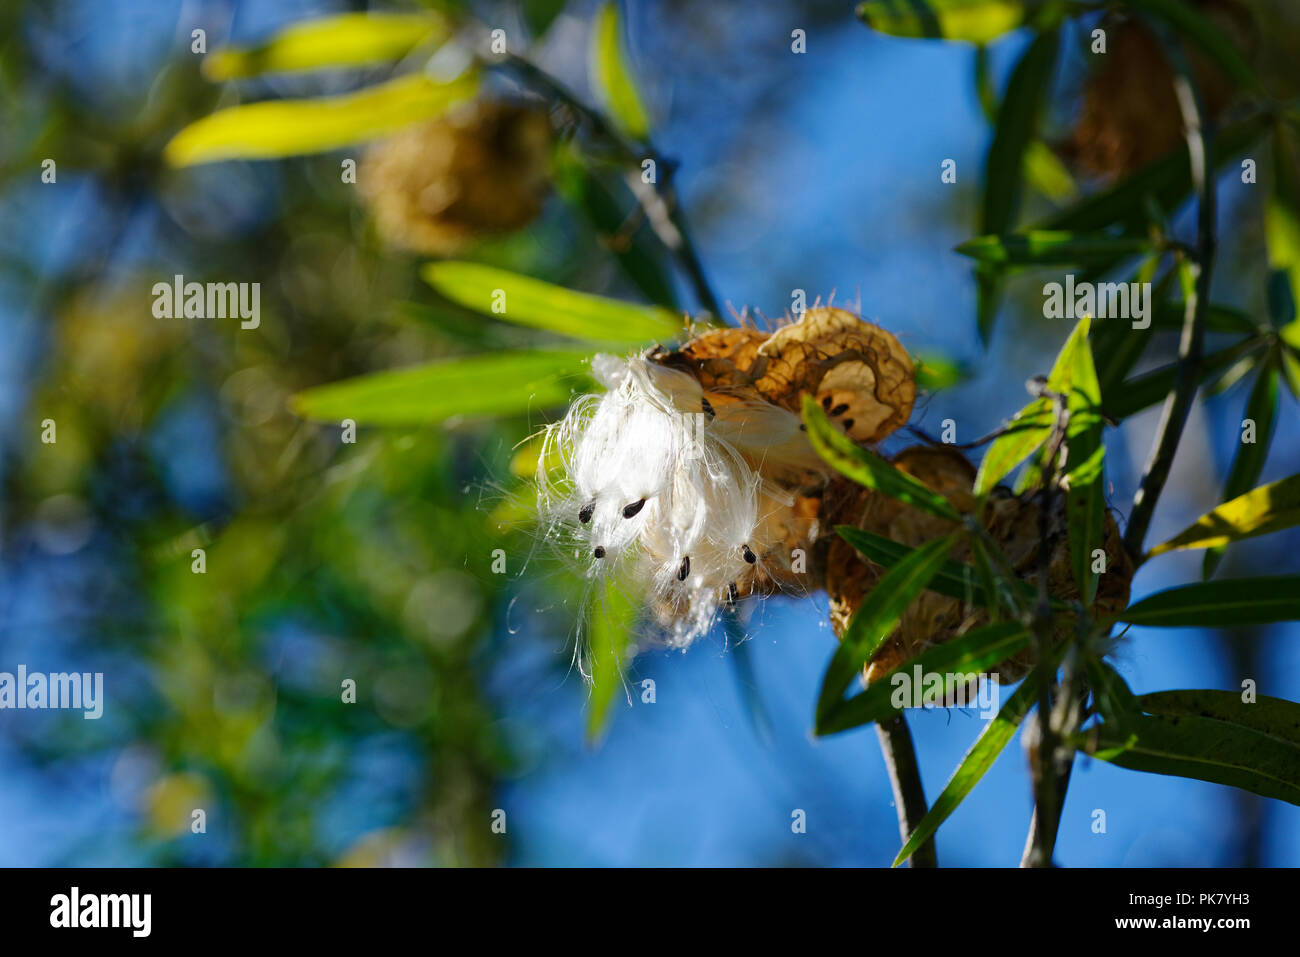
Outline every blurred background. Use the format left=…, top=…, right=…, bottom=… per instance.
left=1, top=0, right=1299, bottom=866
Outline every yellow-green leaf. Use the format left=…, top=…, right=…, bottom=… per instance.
left=422, top=262, right=682, bottom=345
left=856, top=0, right=1029, bottom=44
left=164, top=71, right=479, bottom=166
left=589, top=3, right=651, bottom=140
left=290, top=350, right=591, bottom=425
left=586, top=574, right=639, bottom=744
left=1148, top=472, right=1300, bottom=557
left=203, top=13, right=447, bottom=80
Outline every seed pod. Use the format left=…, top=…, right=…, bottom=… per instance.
left=361, top=100, right=552, bottom=255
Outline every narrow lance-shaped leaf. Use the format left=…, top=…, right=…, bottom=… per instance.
left=586, top=573, right=640, bottom=744
left=421, top=262, right=683, bottom=344
left=1203, top=359, right=1279, bottom=578
left=1139, top=689, right=1300, bottom=748
left=1115, top=575, right=1300, bottom=628
left=817, top=620, right=1031, bottom=736
left=1059, top=315, right=1103, bottom=604
left=589, top=3, right=651, bottom=140
left=290, top=350, right=591, bottom=425
left=803, top=397, right=962, bottom=520
left=1149, top=472, right=1300, bottom=558
left=1103, top=336, right=1263, bottom=422
left=202, top=12, right=447, bottom=80
left=856, top=0, right=1040, bottom=44
left=817, top=534, right=957, bottom=722
left=894, top=673, right=1041, bottom=866
left=957, top=231, right=1152, bottom=267
left=164, top=71, right=479, bottom=166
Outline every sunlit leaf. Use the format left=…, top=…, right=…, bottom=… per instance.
left=589, top=2, right=651, bottom=140
left=1203, top=360, right=1279, bottom=577
left=817, top=533, right=957, bottom=722
left=803, top=397, right=961, bottom=521
left=203, top=13, right=447, bottom=80
left=894, top=674, right=1040, bottom=866
left=1115, top=576, right=1300, bottom=627
left=1149, top=472, right=1300, bottom=558
left=422, top=262, right=683, bottom=344
left=816, top=620, right=1030, bottom=735
left=586, top=572, right=639, bottom=744
left=915, top=353, right=971, bottom=391
left=164, top=71, right=479, bottom=166
left=855, top=0, right=1039, bottom=44
left=957, top=231, right=1151, bottom=267
left=290, top=350, right=591, bottom=425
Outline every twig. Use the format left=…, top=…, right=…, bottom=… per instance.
left=1122, top=40, right=1217, bottom=560
left=496, top=52, right=722, bottom=318
left=876, top=712, right=937, bottom=867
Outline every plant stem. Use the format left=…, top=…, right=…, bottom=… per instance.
left=497, top=52, right=722, bottom=318
left=1123, top=44, right=1216, bottom=561
left=876, top=712, right=937, bottom=867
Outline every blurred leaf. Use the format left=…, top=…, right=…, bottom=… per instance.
left=586, top=574, right=639, bottom=744
left=957, top=231, right=1151, bottom=267
left=1125, top=0, right=1259, bottom=92
left=1267, top=121, right=1300, bottom=326
left=1091, top=711, right=1300, bottom=806
left=164, top=71, right=479, bottom=166
left=522, top=0, right=568, bottom=38
left=893, top=673, right=1039, bottom=866
left=915, top=353, right=971, bottom=390
left=1085, top=657, right=1141, bottom=727
left=1116, top=576, right=1300, bottom=627
left=1024, top=139, right=1077, bottom=202
left=1149, top=472, right=1300, bottom=558
left=838, top=527, right=988, bottom=605
left=291, top=350, right=591, bottom=425
left=551, top=148, right=679, bottom=308
left=817, top=620, right=1031, bottom=735
left=855, top=0, right=1047, bottom=44
left=817, top=533, right=957, bottom=722
left=982, top=29, right=1057, bottom=237
left=1102, top=337, right=1263, bottom=422
left=202, top=13, right=447, bottom=80
left=422, top=262, right=682, bottom=344
left=803, top=397, right=962, bottom=521
left=589, top=3, right=651, bottom=140
left=1203, top=359, right=1279, bottom=578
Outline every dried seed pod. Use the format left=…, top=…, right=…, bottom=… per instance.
left=360, top=100, right=552, bottom=255
left=824, top=445, right=1133, bottom=690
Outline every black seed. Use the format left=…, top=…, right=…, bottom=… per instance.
left=578, top=502, right=595, bottom=524
left=678, top=556, right=690, bottom=581
left=622, top=498, right=647, bottom=519
left=830, top=403, right=850, bottom=417
left=727, top=582, right=739, bottom=604
left=701, top=397, right=716, bottom=418
left=593, top=546, right=606, bottom=559
left=798, top=423, right=807, bottom=431
left=821, top=395, right=833, bottom=410
left=842, top=418, right=855, bottom=430
left=742, top=544, right=757, bottom=564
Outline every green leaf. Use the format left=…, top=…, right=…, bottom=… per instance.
left=817, top=534, right=957, bottom=722
left=1149, top=472, right=1300, bottom=558
left=1203, top=360, right=1279, bottom=578
left=1102, top=337, right=1263, bottom=422
left=1058, top=316, right=1104, bottom=604
left=1124, top=0, right=1259, bottom=93
left=202, top=12, right=447, bottom=80
left=1267, top=121, right=1300, bottom=328
left=1091, top=711, right=1300, bottom=806
left=855, top=0, right=1039, bottom=44
left=522, top=0, right=569, bottom=38
left=1139, top=689, right=1300, bottom=748
left=1085, top=657, right=1141, bottom=727
left=914, top=353, right=971, bottom=391
left=164, top=71, right=479, bottom=166
left=586, top=572, right=639, bottom=744
left=816, top=620, right=1031, bottom=735
left=957, top=231, right=1151, bottom=267
left=589, top=3, right=651, bottom=140
left=802, top=397, right=962, bottom=521
left=1023, top=139, right=1077, bottom=203
left=421, top=262, right=682, bottom=344
left=893, top=673, right=1040, bottom=866
left=974, top=315, right=1092, bottom=495
left=290, top=350, right=591, bottom=425
left=981, top=30, right=1058, bottom=237
left=1116, top=576, right=1300, bottom=627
